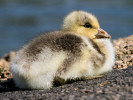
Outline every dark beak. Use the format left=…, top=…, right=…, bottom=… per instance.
left=95, top=28, right=111, bottom=39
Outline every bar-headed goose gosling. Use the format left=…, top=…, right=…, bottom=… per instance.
left=10, top=10, right=115, bottom=89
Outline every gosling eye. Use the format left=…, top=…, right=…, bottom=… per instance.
left=84, top=23, right=92, bottom=28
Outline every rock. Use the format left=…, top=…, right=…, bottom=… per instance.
left=0, top=51, right=15, bottom=82
left=113, top=35, right=133, bottom=69
left=0, top=59, right=9, bottom=69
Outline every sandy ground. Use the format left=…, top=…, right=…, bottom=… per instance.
left=0, top=35, right=133, bottom=100
left=0, top=66, right=133, bottom=100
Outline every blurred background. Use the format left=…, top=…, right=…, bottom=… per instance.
left=0, top=0, right=133, bottom=57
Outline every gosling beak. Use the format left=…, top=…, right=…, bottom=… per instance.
left=95, top=28, right=111, bottom=39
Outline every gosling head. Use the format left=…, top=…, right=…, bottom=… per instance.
left=62, top=10, right=111, bottom=40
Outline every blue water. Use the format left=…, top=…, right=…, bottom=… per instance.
left=0, top=0, right=133, bottom=57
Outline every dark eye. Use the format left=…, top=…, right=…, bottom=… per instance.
left=84, top=23, right=92, bottom=28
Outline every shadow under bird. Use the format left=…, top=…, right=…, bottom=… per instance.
left=10, top=10, right=115, bottom=89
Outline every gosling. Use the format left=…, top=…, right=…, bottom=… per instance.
left=10, top=10, right=115, bottom=89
